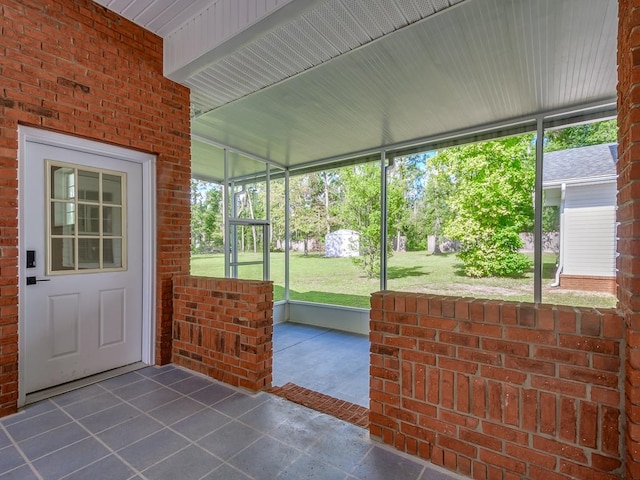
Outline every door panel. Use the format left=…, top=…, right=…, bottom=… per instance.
left=23, top=140, right=143, bottom=394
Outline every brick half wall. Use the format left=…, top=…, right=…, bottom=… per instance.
left=369, top=292, right=623, bottom=480
left=172, top=276, right=273, bottom=391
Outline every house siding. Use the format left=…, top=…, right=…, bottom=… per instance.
left=0, top=0, right=191, bottom=417
left=563, top=183, right=617, bottom=278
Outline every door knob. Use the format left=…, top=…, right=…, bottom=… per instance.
left=26, top=276, right=50, bottom=286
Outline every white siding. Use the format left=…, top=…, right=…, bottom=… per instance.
left=562, top=183, right=616, bottom=277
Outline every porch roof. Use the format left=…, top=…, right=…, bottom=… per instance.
left=95, top=0, right=618, bottom=183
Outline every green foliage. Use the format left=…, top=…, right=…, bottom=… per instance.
left=431, top=136, right=535, bottom=277
left=545, top=119, right=617, bottom=152
left=340, top=163, right=383, bottom=278
left=190, top=180, right=223, bottom=253
left=457, top=228, right=531, bottom=277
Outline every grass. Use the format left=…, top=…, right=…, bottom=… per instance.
left=190, top=251, right=616, bottom=310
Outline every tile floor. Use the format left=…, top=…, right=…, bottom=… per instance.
left=272, top=323, right=369, bottom=407
left=0, top=365, right=459, bottom=480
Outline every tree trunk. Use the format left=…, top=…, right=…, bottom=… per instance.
left=322, top=172, right=331, bottom=234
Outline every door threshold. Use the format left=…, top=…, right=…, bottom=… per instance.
left=24, top=362, right=148, bottom=405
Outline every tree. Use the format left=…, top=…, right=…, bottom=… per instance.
left=545, top=119, right=617, bottom=152
left=431, top=136, right=535, bottom=277
left=289, top=174, right=327, bottom=254
left=340, top=163, right=406, bottom=278
left=190, top=180, right=223, bottom=253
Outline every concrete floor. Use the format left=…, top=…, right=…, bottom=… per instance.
left=0, top=364, right=459, bottom=480
left=272, top=323, right=369, bottom=407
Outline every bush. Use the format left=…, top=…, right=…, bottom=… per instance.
left=457, top=229, right=531, bottom=277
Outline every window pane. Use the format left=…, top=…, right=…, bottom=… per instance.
left=103, top=174, right=122, bottom=204
left=103, top=206, right=122, bottom=236
left=51, top=238, right=75, bottom=271
left=103, top=238, right=122, bottom=268
left=78, top=170, right=99, bottom=202
left=78, top=204, right=100, bottom=235
left=78, top=238, right=100, bottom=269
left=50, top=166, right=75, bottom=200
left=51, top=202, right=75, bottom=235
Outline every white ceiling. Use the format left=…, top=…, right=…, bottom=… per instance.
left=94, top=0, right=618, bottom=183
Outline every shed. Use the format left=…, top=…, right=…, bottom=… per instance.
left=325, top=230, right=360, bottom=258
left=543, top=144, right=617, bottom=293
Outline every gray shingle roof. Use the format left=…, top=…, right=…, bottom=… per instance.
left=543, top=143, right=617, bottom=184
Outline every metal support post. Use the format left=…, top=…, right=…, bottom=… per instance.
left=534, top=117, right=544, bottom=303
left=380, top=151, right=389, bottom=292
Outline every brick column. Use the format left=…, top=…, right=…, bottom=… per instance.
left=619, top=2, right=640, bottom=478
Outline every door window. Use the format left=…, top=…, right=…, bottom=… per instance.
left=47, top=160, right=127, bottom=273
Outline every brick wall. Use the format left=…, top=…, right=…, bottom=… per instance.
left=559, top=275, right=616, bottom=295
left=618, top=1, right=640, bottom=478
left=370, top=292, right=623, bottom=480
left=172, top=276, right=273, bottom=391
left=0, top=0, right=191, bottom=416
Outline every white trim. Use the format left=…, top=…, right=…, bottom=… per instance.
left=543, top=175, right=617, bottom=189
left=17, top=126, right=156, bottom=407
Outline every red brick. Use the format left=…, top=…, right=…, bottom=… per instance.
left=533, top=436, right=588, bottom=463
left=505, top=444, right=556, bottom=469
left=479, top=449, right=526, bottom=474
left=559, top=397, right=577, bottom=443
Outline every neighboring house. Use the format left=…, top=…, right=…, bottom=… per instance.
left=543, top=143, right=618, bottom=294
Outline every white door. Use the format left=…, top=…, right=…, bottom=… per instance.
left=22, top=139, right=144, bottom=394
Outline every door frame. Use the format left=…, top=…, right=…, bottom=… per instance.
left=17, top=126, right=157, bottom=407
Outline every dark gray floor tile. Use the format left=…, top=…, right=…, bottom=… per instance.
left=228, top=436, right=302, bottom=480
left=143, top=445, right=221, bottom=480
left=0, top=400, right=56, bottom=426
left=212, top=392, right=268, bottom=418
left=50, top=384, right=106, bottom=406
left=64, top=455, right=136, bottom=480
left=147, top=396, right=204, bottom=425
left=170, top=375, right=215, bottom=395
left=79, top=403, right=140, bottom=433
left=118, top=428, right=190, bottom=471
left=201, top=464, right=251, bottom=480
left=129, top=387, right=182, bottom=411
left=237, top=397, right=300, bottom=433
left=5, top=409, right=71, bottom=442
left=197, top=421, right=263, bottom=460
left=188, top=383, right=236, bottom=406
left=112, top=378, right=164, bottom=401
left=136, top=365, right=175, bottom=378
left=269, top=408, right=342, bottom=451
left=351, top=446, right=424, bottom=480
left=32, top=437, right=109, bottom=479
left=97, top=414, right=163, bottom=451
left=170, top=408, right=231, bottom=441
left=310, top=423, right=372, bottom=472
left=0, top=446, right=25, bottom=475
left=0, top=430, right=9, bottom=449
left=152, top=368, right=193, bottom=386
left=99, top=372, right=145, bottom=390
left=0, top=464, right=38, bottom=480
left=19, top=422, right=89, bottom=461
left=277, top=454, right=348, bottom=480
left=61, top=392, right=121, bottom=419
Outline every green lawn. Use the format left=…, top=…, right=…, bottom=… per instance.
left=190, top=251, right=616, bottom=309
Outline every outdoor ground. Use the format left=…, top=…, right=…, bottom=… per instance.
left=190, top=251, right=616, bottom=309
